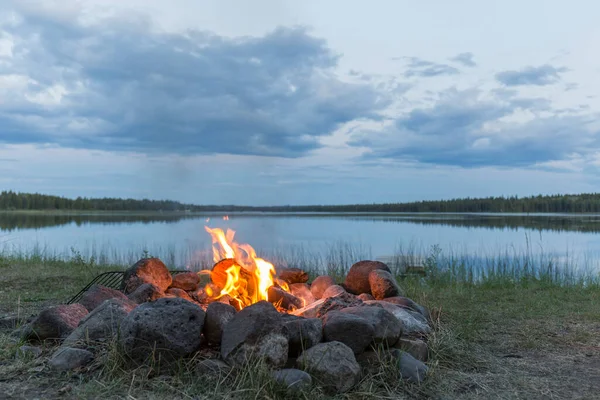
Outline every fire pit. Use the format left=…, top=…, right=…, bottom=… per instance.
left=17, top=227, right=432, bottom=394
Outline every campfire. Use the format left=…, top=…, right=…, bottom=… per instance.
left=17, top=224, right=433, bottom=394
left=201, top=226, right=297, bottom=311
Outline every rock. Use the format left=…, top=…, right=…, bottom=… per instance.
left=49, top=347, right=94, bottom=371
left=227, top=333, right=288, bottom=369
left=290, top=283, right=315, bottom=307
left=321, top=285, right=346, bottom=299
left=343, top=260, right=391, bottom=295
left=357, top=293, right=375, bottom=301
left=120, top=297, right=205, bottom=363
left=16, top=345, right=42, bottom=359
left=121, top=258, right=172, bottom=294
left=364, top=301, right=431, bottom=336
left=394, top=338, right=428, bottom=362
left=277, top=268, right=309, bottom=284
left=221, top=301, right=287, bottom=368
left=165, top=288, right=195, bottom=302
left=63, top=298, right=136, bottom=349
left=127, top=283, right=164, bottom=304
left=203, top=302, right=236, bottom=345
left=368, top=269, right=402, bottom=300
left=310, top=276, right=336, bottom=300
left=315, top=292, right=364, bottom=318
left=267, top=286, right=303, bottom=311
left=24, top=304, right=88, bottom=342
left=271, top=368, right=312, bottom=391
left=170, top=272, right=200, bottom=291
left=297, top=341, right=361, bottom=394
left=392, top=350, right=428, bottom=383
left=339, top=306, right=402, bottom=346
left=322, top=311, right=374, bottom=355
left=283, top=317, right=322, bottom=356
left=382, top=297, right=430, bottom=320
left=78, top=284, right=128, bottom=312
left=196, top=358, right=231, bottom=375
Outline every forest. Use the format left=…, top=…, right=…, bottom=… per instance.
left=2, top=190, right=600, bottom=213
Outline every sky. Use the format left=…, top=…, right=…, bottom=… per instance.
left=0, top=0, right=599, bottom=205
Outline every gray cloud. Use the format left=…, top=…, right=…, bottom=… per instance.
left=397, top=57, right=460, bottom=78
left=495, top=64, right=567, bottom=86
left=0, top=8, right=389, bottom=158
left=450, top=52, right=476, bottom=67
left=349, top=88, right=599, bottom=168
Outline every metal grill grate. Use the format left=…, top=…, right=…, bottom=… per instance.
left=66, top=270, right=190, bottom=304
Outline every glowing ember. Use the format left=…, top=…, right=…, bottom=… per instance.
left=204, top=226, right=289, bottom=310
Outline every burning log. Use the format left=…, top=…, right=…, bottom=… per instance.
left=267, top=286, right=303, bottom=311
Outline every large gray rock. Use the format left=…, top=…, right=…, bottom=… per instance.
left=368, top=269, right=402, bottom=300
left=220, top=301, right=287, bottom=368
left=120, top=297, right=205, bottom=363
left=203, top=302, right=236, bottom=345
left=79, top=284, right=128, bottom=312
left=392, top=350, right=428, bottom=383
left=49, top=347, right=94, bottom=371
left=339, top=306, right=402, bottom=346
left=343, top=260, right=391, bottom=295
left=297, top=341, right=361, bottom=394
left=63, top=298, right=136, bottom=349
left=170, top=272, right=200, bottom=291
left=24, top=304, right=88, bottom=342
left=322, top=311, right=374, bottom=355
left=127, top=283, right=164, bottom=304
left=310, top=276, right=336, bottom=300
left=122, top=258, right=172, bottom=294
left=382, top=296, right=430, bottom=320
left=394, top=338, right=428, bottom=362
left=226, top=333, right=288, bottom=369
left=282, top=317, right=322, bottom=356
left=365, top=301, right=431, bottom=336
left=271, top=369, right=312, bottom=391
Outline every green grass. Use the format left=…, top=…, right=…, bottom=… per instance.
left=1, top=245, right=600, bottom=399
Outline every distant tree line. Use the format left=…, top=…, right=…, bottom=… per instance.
left=2, top=190, right=600, bottom=213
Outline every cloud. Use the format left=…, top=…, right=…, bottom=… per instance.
left=349, top=88, right=600, bottom=168
left=449, top=52, right=476, bottom=67
left=0, top=6, right=390, bottom=158
left=396, top=57, right=460, bottom=78
left=495, top=64, right=567, bottom=86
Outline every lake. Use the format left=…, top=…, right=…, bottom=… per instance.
left=2, top=212, right=600, bottom=276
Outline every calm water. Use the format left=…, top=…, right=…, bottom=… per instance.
left=2, top=212, right=600, bottom=272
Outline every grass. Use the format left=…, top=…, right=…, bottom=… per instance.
left=1, top=244, right=600, bottom=399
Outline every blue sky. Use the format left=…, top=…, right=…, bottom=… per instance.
left=1, top=0, right=599, bottom=205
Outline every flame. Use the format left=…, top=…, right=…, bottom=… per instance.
left=204, top=226, right=286, bottom=309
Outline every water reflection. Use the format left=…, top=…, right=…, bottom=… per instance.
left=3, top=212, right=600, bottom=233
